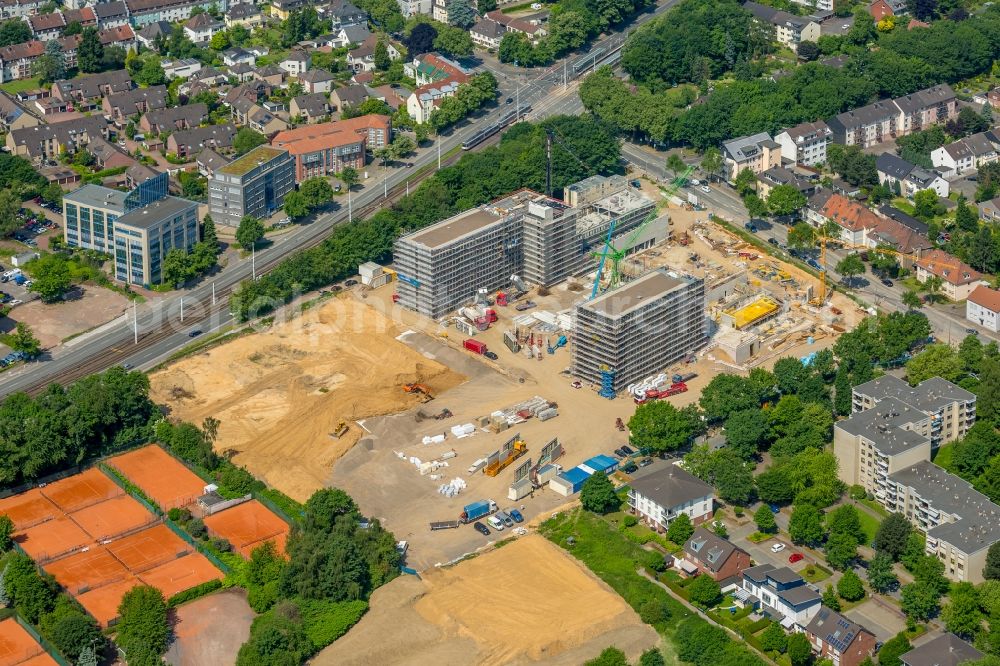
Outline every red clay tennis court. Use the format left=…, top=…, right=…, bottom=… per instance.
left=204, top=500, right=290, bottom=559
left=0, top=618, right=57, bottom=666
left=45, top=547, right=129, bottom=595
left=68, top=495, right=155, bottom=541
left=39, top=468, right=122, bottom=513
left=138, top=553, right=223, bottom=599
left=107, top=446, right=206, bottom=510
left=76, top=577, right=140, bottom=627
left=105, top=524, right=192, bottom=573
left=15, top=517, right=91, bottom=563
left=0, top=490, right=58, bottom=531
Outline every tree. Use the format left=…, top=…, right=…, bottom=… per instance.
left=283, top=191, right=311, bottom=220
left=233, top=127, right=267, bottom=156
left=700, top=147, right=722, bottom=182
left=874, top=513, right=912, bottom=561
left=986, top=542, right=1000, bottom=580
left=580, top=473, right=619, bottom=513
left=236, top=607, right=312, bottom=666
left=699, top=370, right=776, bottom=423
left=77, top=646, right=97, bottom=666
left=734, top=167, right=757, bottom=196
left=906, top=344, right=965, bottom=385
left=836, top=253, right=865, bottom=283
left=878, top=634, right=912, bottom=666
left=339, top=166, right=360, bottom=190
left=301, top=178, right=334, bottom=208
left=639, top=648, right=666, bottom=666
left=628, top=401, right=703, bottom=453
left=827, top=505, right=864, bottom=543
left=913, top=189, right=941, bottom=221
left=745, top=194, right=769, bottom=219
left=0, top=19, right=30, bottom=47
left=667, top=513, right=694, bottom=545
left=688, top=574, right=722, bottom=607
left=373, top=40, right=391, bottom=70
left=0, top=515, right=11, bottom=551
left=236, top=215, right=264, bottom=250
left=787, top=632, right=813, bottom=666
left=724, top=408, right=770, bottom=459
left=33, top=38, right=65, bottom=84
left=789, top=504, right=824, bottom=546
left=760, top=621, right=788, bottom=653
left=867, top=552, right=899, bottom=593
left=838, top=569, right=865, bottom=601
left=210, top=29, right=230, bottom=51
left=433, top=25, right=473, bottom=57
left=767, top=184, right=807, bottom=217
left=667, top=154, right=686, bottom=175
left=446, top=0, right=477, bottom=27
left=797, top=40, right=820, bottom=61
left=77, top=27, right=103, bottom=73
left=788, top=222, right=816, bottom=249
left=754, top=505, right=777, bottom=534
left=900, top=581, right=940, bottom=623
left=25, top=255, right=71, bottom=302
left=10, top=323, right=41, bottom=358
left=902, top=290, right=923, bottom=310
left=43, top=604, right=102, bottom=662
left=161, top=248, right=193, bottom=287
left=407, top=22, right=437, bottom=55
left=826, top=531, right=859, bottom=570
left=585, top=647, right=629, bottom=666
left=639, top=598, right=671, bottom=625
left=116, top=585, right=169, bottom=664
left=823, top=584, right=842, bottom=611
left=943, top=582, right=982, bottom=639
left=391, top=134, right=416, bottom=159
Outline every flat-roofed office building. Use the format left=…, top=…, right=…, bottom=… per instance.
left=113, top=196, right=199, bottom=286
left=208, top=145, right=296, bottom=227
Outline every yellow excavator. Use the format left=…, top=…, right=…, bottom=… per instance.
left=330, top=420, right=349, bottom=439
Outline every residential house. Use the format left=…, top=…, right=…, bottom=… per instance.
left=775, top=120, right=832, bottom=167
left=26, top=12, right=73, bottom=41
left=270, top=0, right=309, bottom=20
left=0, top=92, right=39, bottom=132
left=231, top=97, right=287, bottom=134
left=979, top=196, right=1000, bottom=223
left=253, top=64, right=286, bottom=86
left=93, top=1, right=129, bottom=28
left=967, top=285, right=1000, bottom=333
left=484, top=9, right=548, bottom=43
left=876, top=204, right=928, bottom=235
left=744, top=2, right=821, bottom=48
left=406, top=52, right=470, bottom=86
left=931, top=132, right=999, bottom=176
left=915, top=248, right=988, bottom=301
left=331, top=83, right=376, bottom=111
left=97, top=24, right=137, bottom=52
left=178, top=66, right=227, bottom=95
left=225, top=2, right=262, bottom=27
left=869, top=0, right=894, bottom=20
left=331, top=24, right=371, bottom=48
left=139, top=103, right=207, bottom=135
left=804, top=187, right=835, bottom=225
left=323, top=0, right=367, bottom=28
left=972, top=88, right=1000, bottom=108
left=228, top=62, right=254, bottom=81
left=52, top=70, right=133, bottom=109
left=271, top=114, right=391, bottom=180
left=299, top=68, right=336, bottom=94
left=407, top=78, right=463, bottom=124
left=347, top=36, right=401, bottom=73
left=0, top=0, right=43, bottom=19
left=900, top=634, right=982, bottom=666
left=87, top=135, right=136, bottom=171
left=280, top=50, right=310, bottom=76
left=397, top=0, right=431, bottom=16
left=817, top=193, right=879, bottom=245
left=102, top=84, right=167, bottom=127
left=136, top=20, right=172, bottom=49
left=721, top=132, right=781, bottom=183
left=0, top=40, right=45, bottom=82
left=290, top=92, right=330, bottom=123
left=738, top=564, right=822, bottom=629
left=625, top=465, right=715, bottom=533
left=894, top=84, right=957, bottom=136
left=677, top=528, right=750, bottom=583
left=222, top=47, right=256, bottom=67
left=40, top=165, right=80, bottom=187
left=166, top=122, right=237, bottom=158
left=756, top=166, right=816, bottom=200
left=906, top=165, right=949, bottom=198
left=124, top=163, right=160, bottom=190
left=196, top=147, right=227, bottom=177
left=162, top=58, right=202, bottom=79
left=876, top=152, right=914, bottom=191
left=6, top=115, right=107, bottom=161
left=470, top=16, right=505, bottom=49
left=371, top=84, right=405, bottom=110
left=804, top=607, right=877, bottom=666
left=124, top=0, right=225, bottom=27
left=877, top=153, right=948, bottom=198
left=184, top=12, right=222, bottom=44
left=867, top=214, right=932, bottom=262
left=827, top=100, right=898, bottom=148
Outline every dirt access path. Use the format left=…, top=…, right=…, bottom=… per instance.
left=313, top=534, right=659, bottom=666
left=150, top=296, right=466, bottom=502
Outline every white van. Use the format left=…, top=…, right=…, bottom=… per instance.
left=487, top=515, right=505, bottom=531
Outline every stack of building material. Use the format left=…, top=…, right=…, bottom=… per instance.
left=422, top=433, right=447, bottom=445
left=438, top=477, right=467, bottom=497
left=450, top=423, right=476, bottom=438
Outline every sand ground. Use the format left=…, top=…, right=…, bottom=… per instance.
left=312, top=535, right=659, bottom=666
left=13, top=286, right=128, bottom=348
left=165, top=590, right=254, bottom=666
left=150, top=296, right=465, bottom=502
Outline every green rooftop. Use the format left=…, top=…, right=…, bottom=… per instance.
left=219, top=145, right=288, bottom=177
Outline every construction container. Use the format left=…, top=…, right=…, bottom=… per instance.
left=537, top=408, right=557, bottom=421
left=549, top=467, right=591, bottom=496
left=508, top=477, right=533, bottom=501
left=579, top=454, right=618, bottom=476
left=504, top=330, right=521, bottom=353
left=468, top=458, right=487, bottom=474
left=359, top=262, right=392, bottom=287
left=533, top=463, right=561, bottom=486
left=463, top=339, right=487, bottom=355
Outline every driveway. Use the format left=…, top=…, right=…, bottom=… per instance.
left=845, top=597, right=907, bottom=643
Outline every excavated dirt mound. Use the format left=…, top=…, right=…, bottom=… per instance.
left=151, top=297, right=465, bottom=502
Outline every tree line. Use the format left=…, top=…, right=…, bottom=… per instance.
left=229, top=115, right=621, bottom=321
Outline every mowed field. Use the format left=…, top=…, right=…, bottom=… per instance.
left=314, top=535, right=659, bottom=666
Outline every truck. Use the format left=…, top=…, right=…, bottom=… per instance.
left=13, top=274, right=26, bottom=286
left=460, top=499, right=497, bottom=523
left=672, top=372, right=698, bottom=384
left=463, top=339, right=487, bottom=355
left=514, top=300, right=536, bottom=311
left=634, top=382, right=688, bottom=405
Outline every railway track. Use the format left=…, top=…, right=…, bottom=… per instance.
left=16, top=136, right=497, bottom=396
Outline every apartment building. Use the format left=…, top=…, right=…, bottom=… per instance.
left=102, top=84, right=167, bottom=126
left=804, top=607, right=877, bottom=666
left=967, top=285, right=1000, bottom=333
left=6, top=115, right=107, bottom=161
left=393, top=176, right=664, bottom=320
left=828, top=85, right=958, bottom=148
left=744, top=2, right=820, bottom=48
left=113, top=195, right=198, bottom=285
left=931, top=132, right=999, bottom=176
left=775, top=121, right=832, bottom=167
left=572, top=269, right=706, bottom=392
left=124, top=0, right=228, bottom=27
left=722, top=132, right=782, bottom=183
left=627, top=465, right=715, bottom=532
left=270, top=115, right=390, bottom=181
left=738, top=564, right=822, bottom=629
left=851, top=375, right=976, bottom=446
left=207, top=145, right=295, bottom=227
left=915, top=249, right=988, bottom=302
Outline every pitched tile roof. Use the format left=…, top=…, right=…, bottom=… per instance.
left=916, top=248, right=984, bottom=286
left=820, top=193, right=881, bottom=232
left=969, top=285, right=1000, bottom=312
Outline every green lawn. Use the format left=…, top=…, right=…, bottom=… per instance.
left=859, top=498, right=889, bottom=518
left=0, top=77, right=40, bottom=94
left=800, top=563, right=832, bottom=584
left=858, top=509, right=879, bottom=544
left=932, top=443, right=956, bottom=472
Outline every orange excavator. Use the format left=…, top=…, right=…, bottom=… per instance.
left=403, top=383, right=434, bottom=402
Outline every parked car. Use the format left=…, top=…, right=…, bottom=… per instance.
left=509, top=509, right=524, bottom=523
left=638, top=457, right=653, bottom=467
left=700, top=185, right=710, bottom=193
left=621, top=445, right=635, bottom=455
left=484, top=351, right=498, bottom=360
left=623, top=461, right=638, bottom=474
left=771, top=542, right=786, bottom=553
left=613, top=447, right=628, bottom=458
left=967, top=328, right=978, bottom=335
left=788, top=552, right=804, bottom=563
left=768, top=237, right=779, bottom=245
left=345, top=279, right=358, bottom=286
left=188, top=329, right=203, bottom=337
left=881, top=278, right=893, bottom=287
left=473, top=521, right=490, bottom=536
